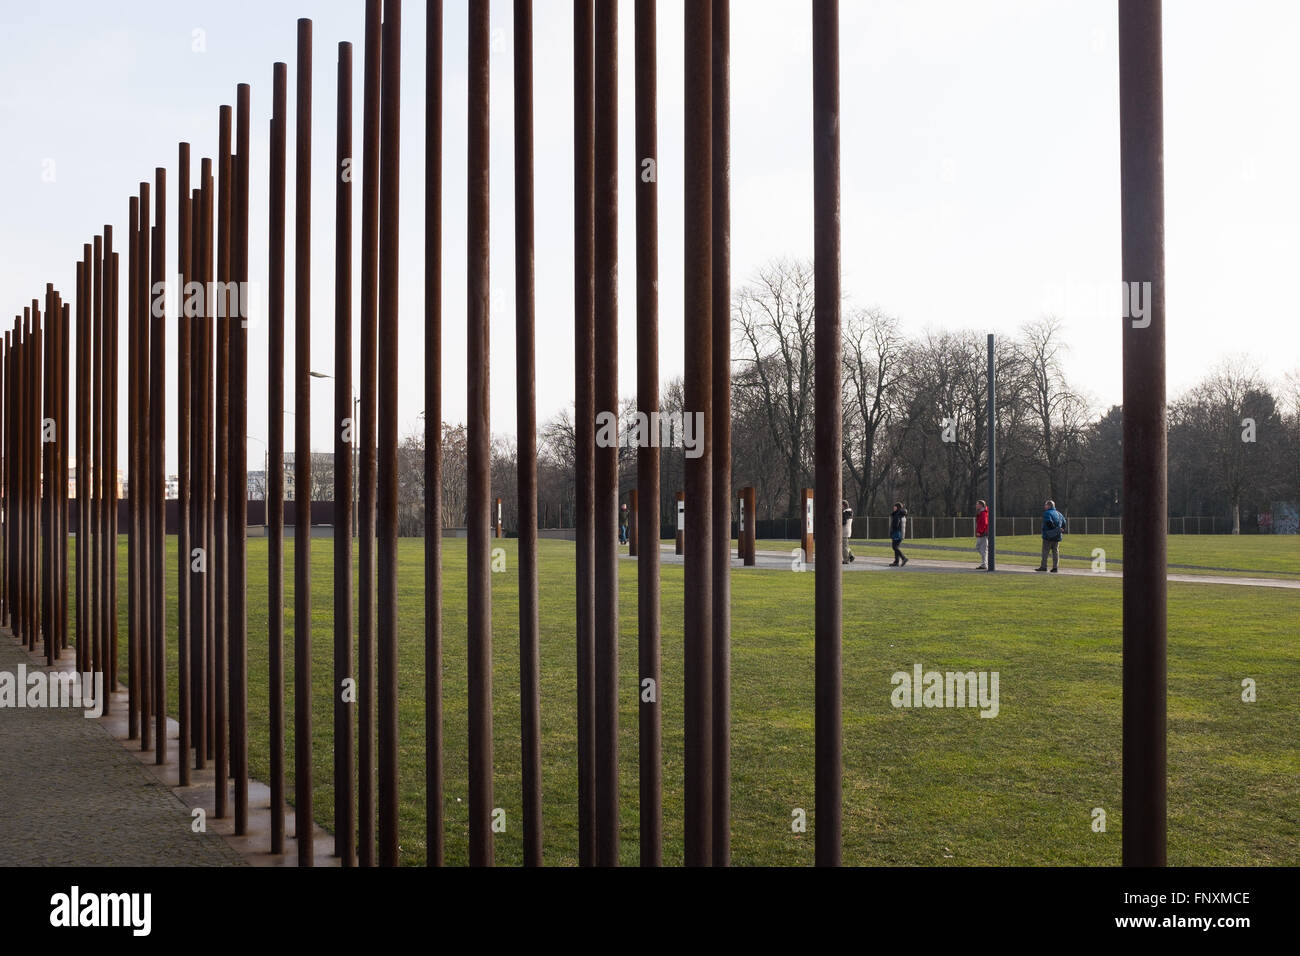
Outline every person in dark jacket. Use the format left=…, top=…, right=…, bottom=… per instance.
left=889, top=502, right=908, bottom=566
left=1036, top=499, right=1066, bottom=572
left=975, top=499, right=990, bottom=569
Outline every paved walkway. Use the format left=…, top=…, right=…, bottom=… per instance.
left=641, top=544, right=1300, bottom=590
left=0, top=631, right=243, bottom=866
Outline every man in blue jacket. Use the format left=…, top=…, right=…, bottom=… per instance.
left=1036, top=499, right=1066, bottom=573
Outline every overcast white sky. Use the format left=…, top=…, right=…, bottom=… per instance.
left=2, top=0, right=1298, bottom=475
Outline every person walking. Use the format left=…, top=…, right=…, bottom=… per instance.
left=619, top=503, right=629, bottom=545
left=975, top=499, right=990, bottom=569
left=1036, top=498, right=1066, bottom=573
left=841, top=499, right=855, bottom=564
left=889, top=502, right=908, bottom=566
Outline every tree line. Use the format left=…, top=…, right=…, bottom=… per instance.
left=381, top=257, right=1300, bottom=536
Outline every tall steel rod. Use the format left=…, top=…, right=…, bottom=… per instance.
left=333, top=41, right=356, bottom=868
left=215, top=106, right=232, bottom=811
left=177, top=143, right=193, bottom=786
left=107, top=254, right=118, bottom=690
left=95, top=239, right=105, bottom=680
left=357, top=0, right=382, bottom=869
left=592, top=0, right=619, bottom=868
left=1118, top=0, right=1167, bottom=869
left=710, top=0, right=731, bottom=866
left=377, top=0, right=403, bottom=869
left=231, top=83, right=251, bottom=834
left=76, top=259, right=88, bottom=680
left=42, top=285, right=53, bottom=666
left=62, top=295, right=71, bottom=658
left=465, top=0, right=493, bottom=869
left=190, top=180, right=205, bottom=763
left=987, top=334, right=996, bottom=572
left=293, top=19, right=314, bottom=865
left=100, top=235, right=112, bottom=706
left=201, top=163, right=216, bottom=765
left=0, top=330, right=6, bottom=633
left=812, top=0, right=843, bottom=867
left=513, top=0, right=541, bottom=867
left=634, top=0, right=661, bottom=867
left=192, top=169, right=209, bottom=770
left=424, top=0, right=445, bottom=870
left=683, top=0, right=713, bottom=867
left=268, top=60, right=288, bottom=854
left=135, top=186, right=151, bottom=752
left=150, top=169, right=167, bottom=766
left=92, top=237, right=103, bottom=676
left=572, top=0, right=597, bottom=868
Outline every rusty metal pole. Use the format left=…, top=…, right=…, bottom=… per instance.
left=1119, top=0, right=1167, bottom=869
left=107, top=257, right=118, bottom=689
left=573, top=0, right=596, bottom=867
left=987, top=334, right=996, bottom=572
left=633, top=0, right=661, bottom=867
left=125, top=200, right=137, bottom=733
left=358, top=0, right=382, bottom=869
left=135, top=185, right=151, bottom=752
left=683, top=0, right=713, bottom=868
left=93, top=244, right=104, bottom=678
left=215, top=105, right=231, bottom=810
left=64, top=295, right=71, bottom=656
left=29, top=305, right=39, bottom=653
left=333, top=41, right=356, bottom=868
left=268, top=60, right=288, bottom=854
left=42, top=285, right=53, bottom=666
left=592, top=0, right=619, bottom=868
left=73, top=261, right=85, bottom=677
left=91, top=238, right=103, bottom=674
left=150, top=169, right=167, bottom=766
left=377, top=0, right=403, bottom=868
left=424, top=0, right=445, bottom=870
left=231, top=83, right=251, bottom=834
left=294, top=19, right=314, bottom=865
left=0, top=331, right=6, bottom=632
left=191, top=176, right=206, bottom=769
left=812, top=0, right=843, bottom=867
left=201, top=163, right=216, bottom=765
left=513, top=0, right=542, bottom=868
left=101, top=233, right=113, bottom=706
left=17, top=310, right=24, bottom=648
left=178, top=144, right=193, bottom=786
left=710, top=0, right=731, bottom=866
left=60, top=294, right=69, bottom=658
left=0, top=332, right=5, bottom=632
left=465, top=0, right=494, bottom=869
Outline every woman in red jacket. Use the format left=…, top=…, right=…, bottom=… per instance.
left=975, top=500, right=990, bottom=570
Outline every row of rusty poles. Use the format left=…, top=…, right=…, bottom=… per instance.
left=2, top=0, right=1166, bottom=869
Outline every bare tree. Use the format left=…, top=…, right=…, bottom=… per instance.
left=842, top=307, right=903, bottom=514
left=734, top=258, right=816, bottom=517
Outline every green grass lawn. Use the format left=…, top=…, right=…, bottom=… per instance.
left=758, top=533, right=1300, bottom=578
left=85, top=534, right=1299, bottom=866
